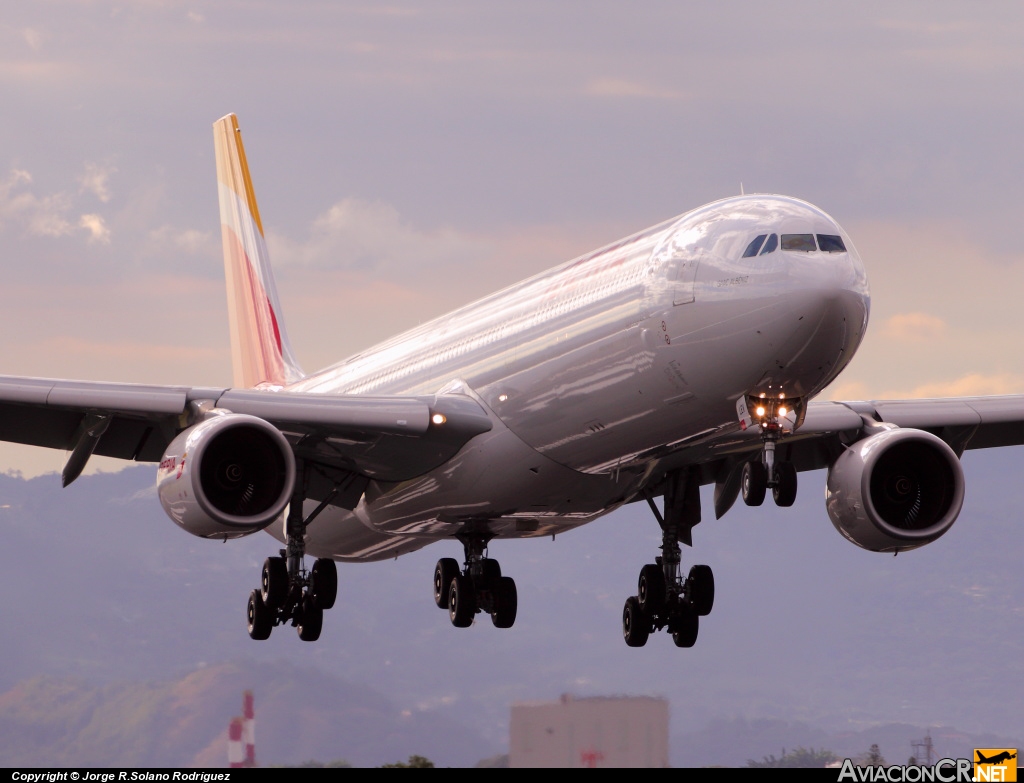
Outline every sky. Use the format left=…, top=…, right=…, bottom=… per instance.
left=2, top=1, right=1024, bottom=475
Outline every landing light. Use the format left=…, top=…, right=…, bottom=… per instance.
left=779, top=406, right=787, bottom=417
left=755, top=406, right=766, bottom=417
left=431, top=413, right=447, bottom=425
left=498, top=394, right=508, bottom=402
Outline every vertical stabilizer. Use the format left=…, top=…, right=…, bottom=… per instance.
left=213, top=113, right=304, bottom=388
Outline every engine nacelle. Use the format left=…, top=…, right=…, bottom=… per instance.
left=825, top=427, right=964, bottom=553
left=157, top=413, right=295, bottom=539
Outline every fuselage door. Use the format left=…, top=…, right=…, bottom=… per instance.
left=672, top=249, right=702, bottom=306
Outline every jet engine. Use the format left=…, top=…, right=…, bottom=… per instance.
left=157, top=413, right=295, bottom=539
left=825, top=427, right=964, bottom=552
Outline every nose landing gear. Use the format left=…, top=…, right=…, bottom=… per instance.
left=739, top=392, right=801, bottom=508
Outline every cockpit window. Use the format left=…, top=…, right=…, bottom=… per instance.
left=759, top=233, right=778, bottom=255
left=781, top=234, right=816, bottom=252
left=817, top=234, right=847, bottom=252
left=742, top=234, right=767, bottom=258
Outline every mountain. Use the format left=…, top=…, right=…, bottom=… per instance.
left=672, top=718, right=1019, bottom=768
left=0, top=660, right=491, bottom=768
left=0, top=446, right=1021, bottom=766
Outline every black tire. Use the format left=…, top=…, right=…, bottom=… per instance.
left=261, top=556, right=288, bottom=610
left=772, top=461, right=798, bottom=507
left=637, top=564, right=665, bottom=616
left=433, top=558, right=460, bottom=609
left=247, top=589, right=272, bottom=640
left=481, top=558, right=502, bottom=590
left=688, top=564, right=715, bottom=616
left=671, top=606, right=699, bottom=648
left=449, top=573, right=476, bottom=628
left=309, top=558, right=338, bottom=610
left=622, top=596, right=650, bottom=648
left=297, top=593, right=323, bottom=642
left=742, top=461, right=767, bottom=506
left=491, top=576, right=518, bottom=629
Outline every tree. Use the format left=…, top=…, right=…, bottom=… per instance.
left=747, top=747, right=838, bottom=768
left=381, top=755, right=435, bottom=768
left=862, top=744, right=887, bottom=766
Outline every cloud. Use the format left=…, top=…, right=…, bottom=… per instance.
left=20, top=28, right=43, bottom=51
left=79, top=162, right=115, bottom=202
left=267, top=198, right=488, bottom=276
left=79, top=213, right=111, bottom=244
left=897, top=372, right=1024, bottom=399
left=149, top=225, right=217, bottom=256
left=879, top=312, right=946, bottom=342
left=1, top=168, right=114, bottom=243
left=584, top=78, right=684, bottom=100
left=823, top=372, right=1024, bottom=402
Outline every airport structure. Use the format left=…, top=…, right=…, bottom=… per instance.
left=227, top=691, right=256, bottom=768
left=509, top=694, right=669, bottom=768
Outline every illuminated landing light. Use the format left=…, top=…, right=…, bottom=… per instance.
left=498, top=394, right=508, bottom=402
left=431, top=413, right=447, bottom=425
left=779, top=406, right=787, bottom=417
left=755, top=406, right=766, bottom=417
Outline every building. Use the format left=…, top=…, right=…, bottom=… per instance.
left=509, top=694, right=669, bottom=768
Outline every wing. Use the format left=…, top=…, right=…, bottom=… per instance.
left=0, top=375, right=492, bottom=498
left=637, top=394, right=1024, bottom=520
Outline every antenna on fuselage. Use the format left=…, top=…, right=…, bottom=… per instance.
left=740, top=182, right=745, bottom=195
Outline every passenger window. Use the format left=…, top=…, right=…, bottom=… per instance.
left=817, top=234, right=846, bottom=252
left=759, top=233, right=778, bottom=255
left=742, top=234, right=767, bottom=258
left=781, top=234, right=816, bottom=251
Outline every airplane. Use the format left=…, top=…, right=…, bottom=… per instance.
left=1, top=113, right=1021, bottom=648
left=976, top=752, right=1017, bottom=765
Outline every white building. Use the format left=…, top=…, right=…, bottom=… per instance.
left=509, top=694, right=669, bottom=768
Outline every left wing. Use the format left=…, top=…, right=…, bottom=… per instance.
left=639, top=394, right=1024, bottom=521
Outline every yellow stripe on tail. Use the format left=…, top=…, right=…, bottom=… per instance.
left=213, top=113, right=304, bottom=389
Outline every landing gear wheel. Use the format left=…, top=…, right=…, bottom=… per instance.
left=449, top=573, right=476, bottom=628
left=491, top=576, right=518, bottom=629
left=637, top=564, right=665, bottom=615
left=260, top=556, right=288, bottom=610
left=309, top=558, right=338, bottom=610
left=688, top=564, right=715, bottom=616
left=622, top=596, right=650, bottom=647
left=481, top=559, right=502, bottom=590
left=433, top=558, right=460, bottom=609
left=297, top=593, right=323, bottom=642
left=671, top=606, right=699, bottom=648
left=772, top=461, right=797, bottom=507
left=742, top=461, right=767, bottom=506
left=247, top=589, right=272, bottom=640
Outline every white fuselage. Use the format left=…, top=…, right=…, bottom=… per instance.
left=275, top=195, right=870, bottom=561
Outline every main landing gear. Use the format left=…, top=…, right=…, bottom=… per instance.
left=623, top=469, right=715, bottom=648
left=246, top=462, right=340, bottom=642
left=741, top=394, right=798, bottom=508
left=432, top=528, right=518, bottom=629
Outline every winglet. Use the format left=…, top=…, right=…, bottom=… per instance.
left=213, top=113, right=304, bottom=389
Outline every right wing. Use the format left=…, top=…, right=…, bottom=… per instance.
left=0, top=375, right=492, bottom=495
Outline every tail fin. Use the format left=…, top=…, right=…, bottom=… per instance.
left=213, top=113, right=304, bottom=389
